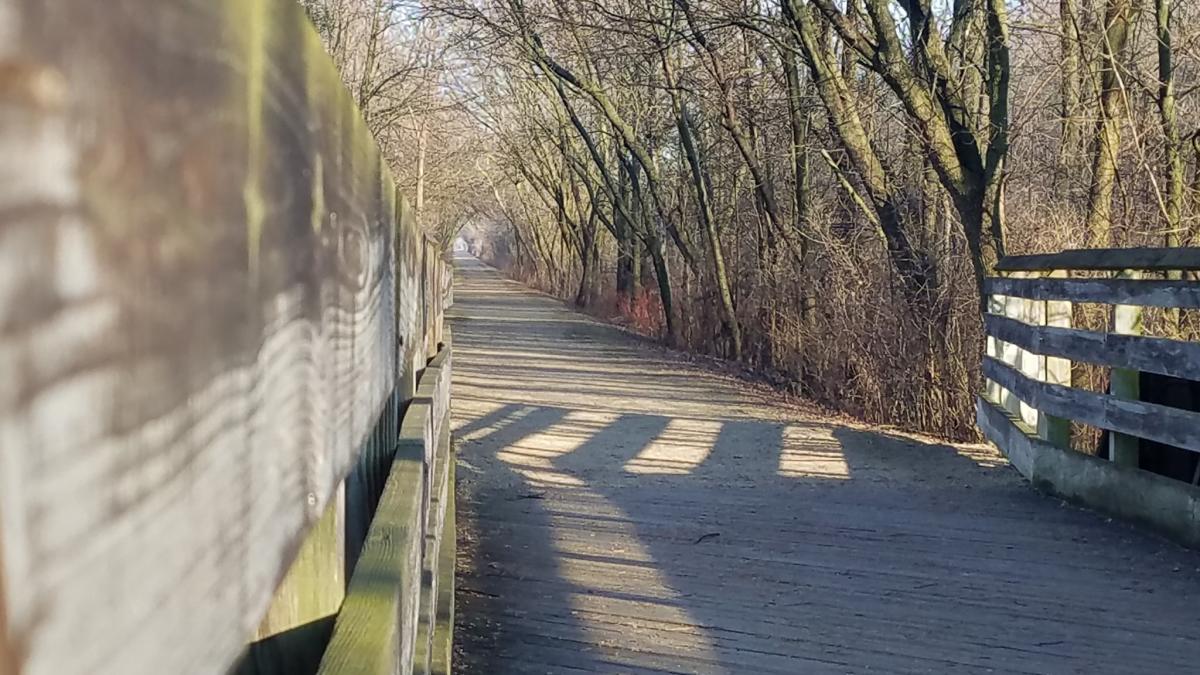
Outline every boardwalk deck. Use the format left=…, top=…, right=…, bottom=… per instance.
left=449, top=256, right=1200, bottom=674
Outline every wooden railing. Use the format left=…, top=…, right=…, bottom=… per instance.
left=0, top=1, right=455, bottom=674
left=977, top=247, right=1200, bottom=545
left=318, top=338, right=454, bottom=675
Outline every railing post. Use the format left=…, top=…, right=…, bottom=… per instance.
left=999, top=275, right=1021, bottom=416
left=985, top=276, right=1005, bottom=406
left=1110, top=268, right=1142, bottom=467
left=993, top=271, right=1038, bottom=427
left=1038, top=269, right=1072, bottom=448
left=1013, top=271, right=1040, bottom=428
left=244, top=485, right=346, bottom=674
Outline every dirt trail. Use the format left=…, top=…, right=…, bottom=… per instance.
left=450, top=255, right=1200, bottom=674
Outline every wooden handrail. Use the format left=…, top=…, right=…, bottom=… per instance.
left=984, top=276, right=1200, bottom=307
left=318, top=338, right=454, bottom=675
left=983, top=356, right=1200, bottom=454
left=996, top=247, right=1200, bottom=272
left=983, top=313, right=1200, bottom=382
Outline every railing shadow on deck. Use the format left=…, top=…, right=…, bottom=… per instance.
left=451, top=259, right=1200, bottom=673
left=453, top=404, right=611, bottom=673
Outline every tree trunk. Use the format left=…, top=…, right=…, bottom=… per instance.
left=785, top=0, right=930, bottom=299
left=575, top=219, right=595, bottom=307
left=1156, top=0, right=1183, bottom=249
left=1084, top=0, right=1132, bottom=246
left=678, top=0, right=797, bottom=263
left=646, top=238, right=677, bottom=345
left=783, top=45, right=812, bottom=245
left=661, top=50, right=742, bottom=359
left=1192, top=135, right=1200, bottom=244
left=1059, top=0, right=1083, bottom=174
left=415, top=120, right=427, bottom=228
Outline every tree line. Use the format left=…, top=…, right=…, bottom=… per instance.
left=302, top=0, right=1200, bottom=439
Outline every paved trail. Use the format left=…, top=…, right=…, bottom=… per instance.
left=449, top=255, right=1200, bottom=674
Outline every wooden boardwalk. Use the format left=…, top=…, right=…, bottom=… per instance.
left=449, top=256, right=1200, bottom=674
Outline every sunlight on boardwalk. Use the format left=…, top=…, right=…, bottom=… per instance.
left=450, top=255, right=1200, bottom=674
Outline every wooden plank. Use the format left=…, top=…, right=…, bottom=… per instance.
left=999, top=281, right=1023, bottom=418
left=983, top=314, right=1200, bottom=382
left=412, top=352, right=449, bottom=601
left=412, top=434, right=452, bottom=675
left=976, top=396, right=1037, bottom=478
left=984, top=276, right=1200, bottom=308
left=320, top=341, right=452, bottom=675
left=254, top=484, right=346, bottom=641
left=982, top=357, right=1200, bottom=454
left=990, top=276, right=1037, bottom=425
left=996, top=247, right=1200, bottom=272
left=411, top=345, right=452, bottom=675
left=318, top=435, right=428, bottom=675
left=345, top=390, right=402, bottom=592
left=430, top=458, right=456, bottom=675
left=396, top=200, right=427, bottom=403
left=1010, top=274, right=1040, bottom=427
left=0, top=1, right=449, bottom=673
left=984, top=293, right=1005, bottom=405
left=423, top=348, right=452, bottom=444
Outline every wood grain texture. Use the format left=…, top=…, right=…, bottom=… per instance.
left=1037, top=271, right=1072, bottom=448
left=1109, top=270, right=1143, bottom=467
left=984, top=313, right=1200, bottom=382
left=985, top=275, right=1200, bottom=308
left=987, top=276, right=1040, bottom=427
left=413, top=431, right=453, bottom=674
left=996, top=247, right=1200, bottom=272
left=0, top=1, right=441, bottom=673
left=254, top=485, right=346, bottom=641
left=430, top=459, right=456, bottom=675
left=982, top=356, right=1200, bottom=453
left=318, top=341, right=454, bottom=675
left=318, top=438, right=428, bottom=675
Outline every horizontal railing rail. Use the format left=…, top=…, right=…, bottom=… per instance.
left=977, top=247, right=1200, bottom=546
left=318, top=334, right=454, bottom=675
left=996, top=247, right=1200, bottom=272
left=982, top=313, right=1200, bottom=384
left=984, top=276, right=1200, bottom=308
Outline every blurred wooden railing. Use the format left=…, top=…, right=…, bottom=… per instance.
left=0, top=1, right=454, bottom=674
left=977, top=248, right=1200, bottom=545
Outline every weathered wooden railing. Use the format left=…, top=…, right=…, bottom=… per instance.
left=977, top=248, right=1200, bottom=546
left=317, top=339, right=454, bottom=675
left=0, top=1, right=455, bottom=674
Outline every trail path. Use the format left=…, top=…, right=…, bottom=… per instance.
left=450, top=255, right=1200, bottom=674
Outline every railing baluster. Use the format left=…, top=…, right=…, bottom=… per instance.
left=1110, top=268, right=1143, bottom=467
left=1037, top=269, right=1072, bottom=449
left=1015, top=271, right=1041, bottom=429
left=1000, top=276, right=1022, bottom=417
left=986, top=279, right=1005, bottom=406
